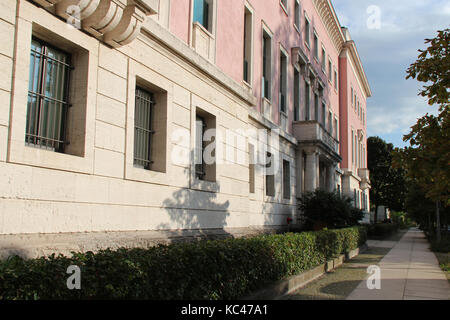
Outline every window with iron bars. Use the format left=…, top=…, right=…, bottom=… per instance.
left=134, top=86, right=155, bottom=170
left=26, top=38, right=72, bottom=153
left=195, top=115, right=206, bottom=180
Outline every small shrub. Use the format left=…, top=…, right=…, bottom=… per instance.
left=299, top=190, right=364, bottom=230
left=0, top=227, right=367, bottom=300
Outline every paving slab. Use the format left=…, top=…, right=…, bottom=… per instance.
left=347, top=228, right=450, bottom=300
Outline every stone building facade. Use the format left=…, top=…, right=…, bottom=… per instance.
left=0, top=0, right=371, bottom=257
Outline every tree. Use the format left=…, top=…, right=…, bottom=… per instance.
left=395, top=28, right=450, bottom=241
left=367, top=136, right=407, bottom=222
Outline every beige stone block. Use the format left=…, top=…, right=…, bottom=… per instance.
left=0, top=89, right=11, bottom=126
left=0, top=0, right=16, bottom=24
left=73, top=173, right=110, bottom=204
left=97, top=68, right=127, bottom=103
left=0, top=55, right=12, bottom=92
left=96, top=94, right=126, bottom=128
left=95, top=120, right=125, bottom=153
left=29, top=166, right=76, bottom=202
left=98, top=44, right=128, bottom=78
left=94, top=148, right=124, bottom=178
left=172, top=103, right=191, bottom=129
left=219, top=163, right=249, bottom=182
left=0, top=20, right=14, bottom=58
left=173, top=84, right=191, bottom=109
left=0, top=125, right=7, bottom=162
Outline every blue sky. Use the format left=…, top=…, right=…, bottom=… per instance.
left=332, top=0, right=449, bottom=147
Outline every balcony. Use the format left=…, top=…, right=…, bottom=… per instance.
left=358, top=168, right=370, bottom=190
left=293, top=120, right=341, bottom=161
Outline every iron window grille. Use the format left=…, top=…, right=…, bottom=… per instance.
left=26, top=38, right=72, bottom=153
left=265, top=152, right=275, bottom=197
left=134, top=86, right=155, bottom=170
left=195, top=115, right=207, bottom=180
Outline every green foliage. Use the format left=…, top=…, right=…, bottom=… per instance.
left=367, top=136, right=407, bottom=213
left=428, top=233, right=450, bottom=254
left=390, top=211, right=415, bottom=229
left=299, top=190, right=364, bottom=230
left=406, top=28, right=449, bottom=108
left=0, top=227, right=367, bottom=300
left=367, top=223, right=399, bottom=238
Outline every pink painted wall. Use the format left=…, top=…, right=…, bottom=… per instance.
left=339, top=53, right=368, bottom=171
left=167, top=0, right=341, bottom=136
left=169, top=0, right=191, bottom=44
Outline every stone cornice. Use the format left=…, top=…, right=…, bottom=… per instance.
left=313, top=0, right=346, bottom=53
left=343, top=40, right=372, bottom=98
left=29, top=0, right=157, bottom=47
left=313, top=0, right=372, bottom=98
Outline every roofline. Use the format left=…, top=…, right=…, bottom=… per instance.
left=315, top=0, right=372, bottom=98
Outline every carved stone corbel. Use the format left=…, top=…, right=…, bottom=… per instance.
left=28, top=0, right=157, bottom=48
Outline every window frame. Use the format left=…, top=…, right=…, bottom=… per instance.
left=279, top=45, right=289, bottom=114
left=304, top=13, right=311, bottom=49
left=313, top=30, right=319, bottom=62
left=26, top=37, right=72, bottom=154
left=261, top=25, right=273, bottom=101
left=282, top=159, right=291, bottom=200
left=243, top=4, right=254, bottom=86
left=133, top=86, right=155, bottom=170
left=294, top=0, right=301, bottom=31
left=8, top=12, right=97, bottom=175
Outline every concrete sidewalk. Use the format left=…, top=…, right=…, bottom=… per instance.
left=347, top=228, right=449, bottom=300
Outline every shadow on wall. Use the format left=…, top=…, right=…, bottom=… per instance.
left=157, top=151, right=231, bottom=239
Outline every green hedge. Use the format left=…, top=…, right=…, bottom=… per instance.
left=367, top=223, right=399, bottom=237
left=0, top=226, right=367, bottom=300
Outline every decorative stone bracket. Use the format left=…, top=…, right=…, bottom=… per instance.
left=29, top=0, right=158, bottom=47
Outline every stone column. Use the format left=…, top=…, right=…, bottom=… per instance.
left=304, top=150, right=318, bottom=192
left=327, top=164, right=336, bottom=192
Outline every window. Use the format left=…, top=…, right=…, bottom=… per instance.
left=283, top=159, right=290, bottom=200
left=334, top=69, right=338, bottom=90
left=314, top=93, right=319, bottom=121
left=26, top=38, right=71, bottom=153
left=305, top=81, right=310, bottom=120
left=195, top=115, right=206, bottom=180
left=265, top=151, right=275, bottom=197
left=313, top=32, right=319, bottom=61
left=328, top=60, right=332, bottom=82
left=294, top=1, right=300, bottom=29
left=328, top=111, right=333, bottom=133
left=304, top=15, right=310, bottom=47
left=193, top=0, right=213, bottom=32
left=262, top=30, right=272, bottom=100
left=249, top=143, right=255, bottom=193
left=321, top=47, right=326, bottom=71
left=321, top=103, right=326, bottom=126
left=134, top=87, right=155, bottom=170
left=195, top=108, right=216, bottom=182
left=243, top=6, right=253, bottom=84
left=351, top=129, right=355, bottom=164
left=279, top=48, right=288, bottom=113
left=294, top=67, right=300, bottom=121
left=334, top=118, right=338, bottom=139
left=351, top=87, right=354, bottom=106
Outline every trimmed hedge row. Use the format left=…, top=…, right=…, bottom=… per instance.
left=0, top=226, right=367, bottom=300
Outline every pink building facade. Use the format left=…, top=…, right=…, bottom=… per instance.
left=0, top=0, right=371, bottom=255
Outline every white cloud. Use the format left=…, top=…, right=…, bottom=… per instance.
left=332, top=0, right=447, bottom=146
